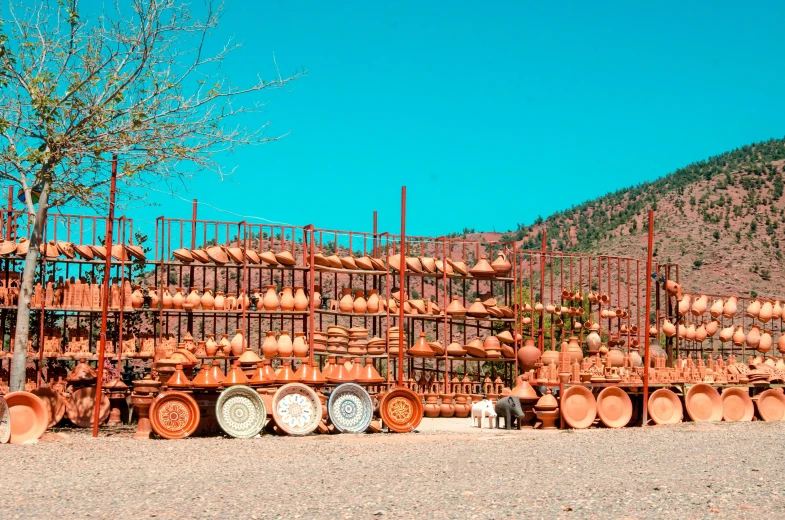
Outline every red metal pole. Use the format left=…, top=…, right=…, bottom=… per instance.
left=307, top=225, right=316, bottom=366
left=398, top=187, right=406, bottom=386
left=372, top=211, right=378, bottom=258
left=36, top=226, right=47, bottom=385
left=539, top=230, right=546, bottom=352
left=6, top=186, right=13, bottom=240
left=642, top=210, right=655, bottom=426
left=92, top=155, right=118, bottom=437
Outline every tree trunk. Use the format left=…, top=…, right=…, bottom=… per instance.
left=9, top=180, right=50, bottom=392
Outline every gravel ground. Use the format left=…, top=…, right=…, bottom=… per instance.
left=1, top=419, right=784, bottom=519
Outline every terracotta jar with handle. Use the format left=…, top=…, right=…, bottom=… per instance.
left=278, top=330, right=293, bottom=357
left=263, top=285, right=279, bottom=311
left=262, top=331, right=278, bottom=358
left=279, top=286, right=295, bottom=311
left=293, top=287, right=309, bottom=311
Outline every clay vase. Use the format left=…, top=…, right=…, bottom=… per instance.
left=230, top=329, right=246, bottom=356
left=293, top=286, right=309, bottom=311
left=662, top=319, right=677, bottom=338
left=131, top=286, right=144, bottom=309
left=292, top=332, right=308, bottom=358
left=262, top=331, right=279, bottom=358
left=722, top=297, right=738, bottom=319
left=709, top=299, right=723, bottom=318
left=225, top=293, right=237, bottom=310
left=172, top=287, right=185, bottom=309
left=278, top=330, right=294, bottom=357
left=339, top=288, right=354, bottom=313
left=161, top=287, right=173, bottom=309
left=567, top=335, right=583, bottom=363
left=366, top=290, right=380, bottom=313
left=275, top=286, right=294, bottom=312
left=677, top=295, right=691, bottom=316
left=691, top=295, right=708, bottom=316
left=148, top=287, right=159, bottom=307
left=746, top=325, right=761, bottom=349
left=353, top=290, right=367, bottom=314
left=517, top=338, right=540, bottom=370
left=705, top=319, right=719, bottom=336
left=439, top=394, right=455, bottom=418
left=759, top=301, right=773, bottom=323
left=201, top=288, right=215, bottom=311
left=586, top=331, right=601, bottom=352
left=491, top=252, right=511, bottom=276
left=219, top=334, right=232, bottom=356
left=214, top=291, right=225, bottom=310
left=186, top=287, right=201, bottom=309
left=263, top=285, right=279, bottom=311
left=424, top=394, right=440, bottom=418
left=732, top=325, right=746, bottom=347
left=758, top=330, right=772, bottom=354
left=746, top=300, right=761, bottom=318
left=719, top=326, right=734, bottom=343
left=777, top=334, right=785, bottom=354
left=205, top=334, right=218, bottom=356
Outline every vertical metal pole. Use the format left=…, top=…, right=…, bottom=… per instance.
left=116, top=219, right=126, bottom=369
left=6, top=186, right=13, bottom=240
left=36, top=226, right=47, bottom=385
left=372, top=211, right=378, bottom=258
left=307, top=225, right=316, bottom=366
left=398, top=187, right=406, bottom=386
left=642, top=210, right=655, bottom=426
left=538, top=230, right=546, bottom=352
left=92, top=155, right=118, bottom=437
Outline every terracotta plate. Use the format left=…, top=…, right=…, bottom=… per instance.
left=215, top=385, right=266, bottom=438
left=0, top=396, right=10, bottom=444
left=561, top=385, right=597, bottom=429
left=647, top=388, right=683, bottom=425
left=66, top=386, right=110, bottom=428
left=32, top=387, right=67, bottom=428
left=272, top=383, right=322, bottom=435
left=685, top=383, right=722, bottom=422
left=721, top=387, right=754, bottom=422
left=328, top=383, right=373, bottom=434
left=150, top=391, right=201, bottom=439
left=756, top=389, right=785, bottom=422
left=379, top=387, right=423, bottom=433
left=596, top=386, right=633, bottom=428
left=5, top=391, right=48, bottom=444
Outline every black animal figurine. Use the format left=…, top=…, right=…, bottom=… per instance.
left=494, top=395, right=524, bottom=429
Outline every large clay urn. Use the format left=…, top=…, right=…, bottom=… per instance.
left=278, top=330, right=294, bottom=357
left=293, top=287, right=309, bottom=311
left=172, top=287, right=185, bottom=309
left=541, top=349, right=559, bottom=368
left=759, top=301, right=773, bottom=323
left=200, top=288, right=215, bottom=310
left=279, top=286, right=295, bottom=311
left=292, top=332, right=308, bottom=358
left=186, top=287, right=201, bottom=309
left=366, top=290, right=380, bottom=313
left=230, top=329, right=246, bottom=356
left=566, top=336, right=583, bottom=363
left=722, top=297, right=738, bottom=319
left=586, top=331, right=601, bottom=352
left=746, top=325, right=761, bottom=349
left=262, top=331, right=278, bottom=358
left=517, top=338, right=540, bottom=370
left=263, top=285, right=279, bottom=311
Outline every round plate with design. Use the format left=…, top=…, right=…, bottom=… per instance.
left=272, top=383, right=322, bottom=435
left=216, top=385, right=266, bottom=438
left=149, top=391, right=201, bottom=439
left=379, top=387, right=423, bottom=433
left=328, top=383, right=373, bottom=433
left=0, top=396, right=10, bottom=444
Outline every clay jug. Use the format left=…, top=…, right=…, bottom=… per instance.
left=262, top=285, right=279, bottom=311
left=732, top=325, right=746, bottom=346
left=517, top=338, right=540, bottom=370
left=777, top=334, right=785, bottom=354
left=491, top=252, right=511, bottom=276
left=758, top=330, right=772, bottom=354
left=746, top=325, right=761, bottom=349
left=186, top=287, right=201, bottom=309
left=691, top=295, right=708, bottom=316
left=172, top=287, right=185, bottom=309
left=746, top=300, right=761, bottom=318
left=664, top=280, right=682, bottom=299
left=695, top=324, right=707, bottom=342
left=230, top=329, right=246, bottom=356
left=586, top=331, right=601, bottom=352
left=759, top=301, right=773, bottom=323
left=278, top=330, right=293, bottom=357
left=366, top=289, right=380, bottom=313
left=129, top=286, right=143, bottom=309
left=685, top=324, right=696, bottom=341
left=293, top=286, right=308, bottom=311
left=162, top=287, right=173, bottom=309
left=201, top=288, right=215, bottom=310
left=677, top=323, right=686, bottom=339
left=225, top=293, right=237, bottom=310
left=279, top=286, right=295, bottom=311
left=313, top=285, right=322, bottom=308
left=677, top=295, right=691, bottom=316
left=353, top=290, right=367, bottom=314
left=339, top=288, right=354, bottom=313
left=566, top=335, right=583, bottom=363
left=237, top=291, right=249, bottom=310
left=205, top=334, right=218, bottom=356
left=662, top=319, right=676, bottom=338
left=148, top=287, right=159, bottom=307
left=293, top=332, right=308, bottom=358
left=219, top=334, right=231, bottom=356
left=705, top=319, right=719, bottom=336
left=709, top=299, right=723, bottom=317
left=722, top=297, right=738, bottom=319
left=262, top=331, right=278, bottom=358
left=719, top=326, right=734, bottom=342
left=773, top=301, right=783, bottom=319
left=214, top=291, right=225, bottom=310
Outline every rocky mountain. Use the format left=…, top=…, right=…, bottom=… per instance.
left=489, top=137, right=785, bottom=297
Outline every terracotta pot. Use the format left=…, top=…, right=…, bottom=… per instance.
left=408, top=332, right=434, bottom=357
left=131, top=286, right=144, bottom=309
left=293, top=287, right=308, bottom=311
left=586, top=331, right=601, bottom=352
left=491, top=252, right=511, bottom=276
left=352, top=290, right=367, bottom=314
left=278, top=330, right=293, bottom=357
left=758, top=330, right=772, bottom=354
left=746, top=325, right=761, bottom=349
left=677, top=295, right=691, bottom=316
left=172, top=287, right=185, bottom=309
left=778, top=334, right=785, bottom=354
left=467, top=299, right=488, bottom=318
left=517, top=339, right=540, bottom=370
left=439, top=394, right=455, bottom=418
left=446, top=296, right=467, bottom=316
left=705, top=320, right=719, bottom=336
left=225, top=293, right=237, bottom=310
left=607, top=347, right=624, bottom=367
left=662, top=319, right=676, bottom=337
left=722, top=296, right=738, bottom=319
left=161, top=287, right=173, bottom=309
left=691, top=295, right=708, bottom=316
left=759, top=301, right=773, bottom=323
left=186, top=287, right=201, bottom=309
left=205, top=334, right=218, bottom=356
left=278, top=286, right=295, bottom=311
left=664, top=280, right=682, bottom=299
left=732, top=326, right=746, bottom=346
left=263, top=285, right=279, bottom=311
left=262, top=331, right=278, bottom=358
left=366, top=290, right=380, bottom=313
left=685, top=324, right=696, bottom=341
left=200, top=288, right=214, bottom=310
left=424, top=394, right=440, bottom=418
left=293, top=332, right=308, bottom=358
left=566, top=335, right=583, bottom=363
left=339, top=289, right=354, bottom=313
left=709, top=299, right=723, bottom=317
left=214, top=291, right=225, bottom=310
left=230, top=329, right=246, bottom=356
left=219, top=334, right=231, bottom=356
left=774, top=301, right=783, bottom=319
left=746, top=300, right=761, bottom=318
left=694, top=324, right=707, bottom=342
left=719, top=326, right=734, bottom=343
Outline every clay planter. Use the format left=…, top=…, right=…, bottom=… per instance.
left=560, top=386, right=596, bottom=429
left=5, top=391, right=48, bottom=444
left=379, top=387, right=423, bottom=433
left=647, top=388, right=683, bottom=425
left=149, top=391, right=201, bottom=440
left=755, top=389, right=785, bottom=421
left=721, top=387, right=754, bottom=422
left=596, top=387, right=633, bottom=428
left=438, top=394, right=455, bottom=418
left=685, top=383, right=722, bottom=422
left=66, top=386, right=110, bottom=428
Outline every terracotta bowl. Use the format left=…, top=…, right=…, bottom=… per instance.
left=596, top=386, right=633, bottom=428
left=756, top=389, right=785, bottom=421
left=647, top=388, right=683, bottom=425
left=31, top=387, right=66, bottom=428
left=561, top=386, right=597, bottom=429
left=5, top=391, right=48, bottom=444
left=379, top=387, right=423, bottom=433
left=685, top=383, right=722, bottom=422
left=720, top=387, right=754, bottom=422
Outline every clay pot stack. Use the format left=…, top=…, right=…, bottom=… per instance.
left=387, top=326, right=402, bottom=354
left=326, top=326, right=349, bottom=354
left=347, top=327, right=369, bottom=355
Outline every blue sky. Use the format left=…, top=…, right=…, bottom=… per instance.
left=76, top=1, right=785, bottom=237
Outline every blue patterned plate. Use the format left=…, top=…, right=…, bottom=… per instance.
left=328, top=383, right=373, bottom=433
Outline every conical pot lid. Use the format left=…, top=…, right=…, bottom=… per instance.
left=298, top=362, right=327, bottom=385
left=326, top=362, right=355, bottom=383
left=408, top=332, right=434, bottom=357
left=167, top=365, right=192, bottom=388
left=238, top=348, right=263, bottom=364
left=275, top=361, right=298, bottom=383
left=511, top=377, right=538, bottom=401
left=357, top=361, right=385, bottom=384
left=224, top=362, right=249, bottom=386
left=469, top=255, right=495, bottom=277
left=248, top=362, right=273, bottom=386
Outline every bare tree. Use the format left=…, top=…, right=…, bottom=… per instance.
left=0, top=0, right=304, bottom=391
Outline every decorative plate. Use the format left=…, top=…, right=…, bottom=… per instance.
left=328, top=383, right=373, bottom=433
left=0, top=396, right=10, bottom=444
left=216, top=385, right=266, bottom=438
left=721, top=387, right=753, bottom=422
left=647, top=388, right=683, bottom=425
left=685, top=383, right=722, bottom=422
left=149, top=391, right=201, bottom=439
left=561, top=385, right=597, bottom=429
left=379, top=387, right=423, bottom=433
left=32, top=387, right=66, bottom=428
left=5, top=391, right=48, bottom=444
left=756, top=389, right=785, bottom=422
left=272, top=383, right=322, bottom=435
left=596, top=386, right=633, bottom=428
left=66, top=386, right=110, bottom=428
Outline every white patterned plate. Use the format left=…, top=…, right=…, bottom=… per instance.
left=328, top=383, right=373, bottom=433
left=216, top=385, right=266, bottom=438
left=0, top=396, right=9, bottom=444
left=272, top=383, right=322, bottom=436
